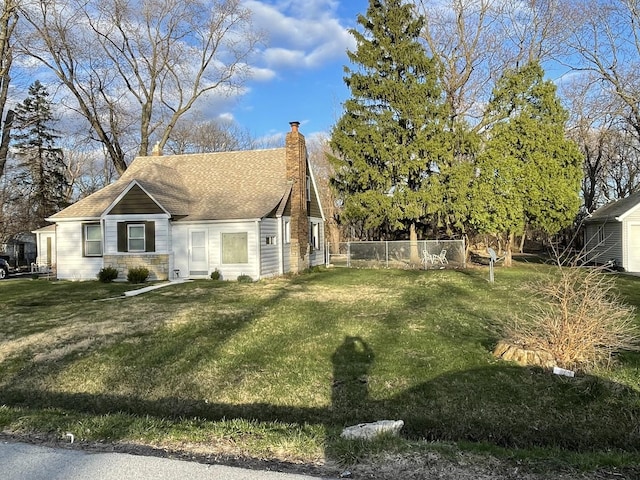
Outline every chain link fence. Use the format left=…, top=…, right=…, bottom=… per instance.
left=327, top=240, right=466, bottom=270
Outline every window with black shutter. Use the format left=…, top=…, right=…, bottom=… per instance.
left=117, top=221, right=156, bottom=252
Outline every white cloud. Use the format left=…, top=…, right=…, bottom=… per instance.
left=218, top=112, right=236, bottom=122
left=262, top=48, right=305, bottom=68
left=249, top=66, right=277, bottom=82
left=243, top=0, right=355, bottom=70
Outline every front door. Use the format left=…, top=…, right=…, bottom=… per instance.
left=46, top=237, right=52, bottom=266
left=189, top=230, right=208, bottom=277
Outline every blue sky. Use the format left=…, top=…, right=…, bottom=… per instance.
left=219, top=1, right=369, bottom=141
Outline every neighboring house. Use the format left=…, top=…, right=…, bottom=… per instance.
left=583, top=191, right=640, bottom=271
left=1, top=232, right=37, bottom=269
left=42, top=122, right=325, bottom=281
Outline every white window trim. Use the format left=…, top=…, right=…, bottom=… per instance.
left=128, top=224, right=145, bottom=252
left=84, top=223, right=102, bottom=257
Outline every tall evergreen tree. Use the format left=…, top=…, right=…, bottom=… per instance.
left=11, top=80, right=68, bottom=228
left=469, top=61, right=583, bottom=265
left=329, top=0, right=449, bottom=249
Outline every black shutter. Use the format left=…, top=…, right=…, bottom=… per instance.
left=81, top=224, right=86, bottom=256
left=145, top=221, right=155, bottom=252
left=117, top=222, right=127, bottom=252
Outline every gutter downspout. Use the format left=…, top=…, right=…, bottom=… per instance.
left=277, top=216, right=284, bottom=275
left=255, top=220, right=261, bottom=280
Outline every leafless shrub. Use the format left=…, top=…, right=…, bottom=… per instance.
left=502, top=266, right=640, bottom=372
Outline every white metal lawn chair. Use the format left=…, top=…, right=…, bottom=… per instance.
left=434, top=249, right=448, bottom=265
left=421, top=250, right=435, bottom=268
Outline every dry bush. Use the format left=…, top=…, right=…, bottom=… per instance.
left=502, top=266, right=640, bottom=371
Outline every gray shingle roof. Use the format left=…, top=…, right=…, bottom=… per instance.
left=586, top=191, right=640, bottom=223
left=50, top=148, right=290, bottom=221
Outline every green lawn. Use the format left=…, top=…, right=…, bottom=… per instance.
left=1, top=265, right=639, bottom=473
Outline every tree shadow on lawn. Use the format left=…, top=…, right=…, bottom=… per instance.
left=2, top=270, right=639, bottom=463
left=1, top=341, right=639, bottom=463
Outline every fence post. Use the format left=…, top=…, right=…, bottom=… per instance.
left=386, top=241, right=389, bottom=268
left=462, top=237, right=466, bottom=268
left=347, top=242, right=351, bottom=268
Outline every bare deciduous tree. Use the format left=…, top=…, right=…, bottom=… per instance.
left=417, top=0, right=496, bottom=123
left=566, top=0, right=640, bottom=147
left=63, top=145, right=115, bottom=202
left=563, top=76, right=620, bottom=212
left=165, top=117, right=255, bottom=154
left=19, top=0, right=262, bottom=175
left=416, top=0, right=571, bottom=127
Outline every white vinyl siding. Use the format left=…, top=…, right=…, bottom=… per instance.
left=103, top=215, right=169, bottom=254
left=260, top=218, right=279, bottom=278
left=172, top=221, right=259, bottom=281
left=55, top=221, right=103, bottom=280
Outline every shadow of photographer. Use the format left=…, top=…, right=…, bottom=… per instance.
left=330, top=336, right=375, bottom=425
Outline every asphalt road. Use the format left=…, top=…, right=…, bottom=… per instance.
left=0, top=441, right=331, bottom=480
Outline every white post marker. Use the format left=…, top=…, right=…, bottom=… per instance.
left=488, top=247, right=497, bottom=283
left=553, top=366, right=575, bottom=378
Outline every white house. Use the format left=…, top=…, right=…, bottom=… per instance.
left=584, top=191, right=640, bottom=271
left=41, top=122, right=325, bottom=281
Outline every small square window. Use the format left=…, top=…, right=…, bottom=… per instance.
left=266, top=235, right=276, bottom=245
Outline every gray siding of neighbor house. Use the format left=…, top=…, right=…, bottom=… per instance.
left=584, top=221, right=622, bottom=266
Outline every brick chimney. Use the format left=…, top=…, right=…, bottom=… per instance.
left=286, top=121, right=309, bottom=273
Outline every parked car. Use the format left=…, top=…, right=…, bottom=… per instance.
left=0, top=258, right=8, bottom=279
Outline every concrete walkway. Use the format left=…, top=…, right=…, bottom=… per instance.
left=124, top=278, right=192, bottom=297
left=0, top=440, right=330, bottom=480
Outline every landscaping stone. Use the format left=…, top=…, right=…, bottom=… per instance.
left=493, top=340, right=555, bottom=368
left=340, top=420, right=404, bottom=440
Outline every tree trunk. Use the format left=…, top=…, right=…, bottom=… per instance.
left=504, top=232, right=514, bottom=267
left=409, top=223, right=420, bottom=264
